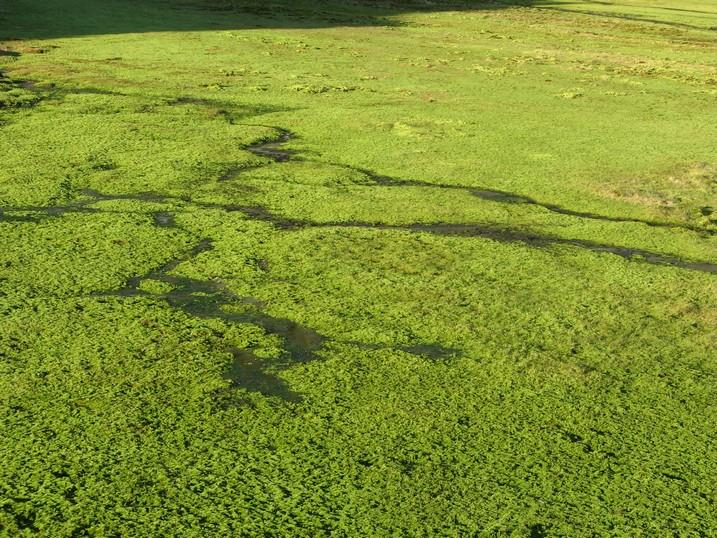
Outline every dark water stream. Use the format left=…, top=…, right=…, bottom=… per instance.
left=3, top=98, right=716, bottom=401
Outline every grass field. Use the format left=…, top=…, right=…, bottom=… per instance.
left=1, top=0, right=716, bottom=535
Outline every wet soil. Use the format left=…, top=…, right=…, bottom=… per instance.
left=64, top=87, right=125, bottom=96
left=2, top=74, right=127, bottom=113
left=224, top=348, right=303, bottom=403
left=218, top=163, right=265, bottom=181
left=3, top=106, right=716, bottom=402
left=152, top=211, right=175, bottom=227
left=401, top=343, right=458, bottom=360
left=102, top=235, right=324, bottom=400
left=168, top=96, right=218, bottom=107
left=350, top=167, right=715, bottom=237
left=99, top=230, right=447, bottom=401
left=245, top=131, right=294, bottom=162
left=239, top=210, right=717, bottom=274
left=0, top=210, right=43, bottom=223
left=232, top=132, right=716, bottom=238
left=3, top=181, right=716, bottom=276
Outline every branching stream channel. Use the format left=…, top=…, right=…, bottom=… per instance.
left=2, top=125, right=716, bottom=403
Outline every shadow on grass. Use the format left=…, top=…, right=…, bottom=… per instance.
left=0, top=0, right=543, bottom=41
left=534, top=1, right=717, bottom=32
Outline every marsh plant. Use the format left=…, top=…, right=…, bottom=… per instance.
left=0, top=0, right=716, bottom=535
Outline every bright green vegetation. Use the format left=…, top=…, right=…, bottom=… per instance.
left=1, top=0, right=716, bottom=535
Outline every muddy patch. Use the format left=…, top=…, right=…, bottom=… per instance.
left=0, top=75, right=42, bottom=109
left=114, top=239, right=214, bottom=296
left=404, top=222, right=717, bottom=274
left=406, top=222, right=717, bottom=274
left=378, top=176, right=716, bottom=237
left=0, top=189, right=162, bottom=222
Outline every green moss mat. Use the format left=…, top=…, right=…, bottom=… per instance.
left=0, top=0, right=716, bottom=535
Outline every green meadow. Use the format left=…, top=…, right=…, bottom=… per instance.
left=1, top=0, right=716, bottom=535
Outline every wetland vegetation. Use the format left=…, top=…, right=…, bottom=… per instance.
left=1, top=0, right=716, bottom=535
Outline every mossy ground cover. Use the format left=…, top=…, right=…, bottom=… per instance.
left=1, top=0, right=716, bottom=535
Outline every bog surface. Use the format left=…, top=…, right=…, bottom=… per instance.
left=1, top=0, right=716, bottom=535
